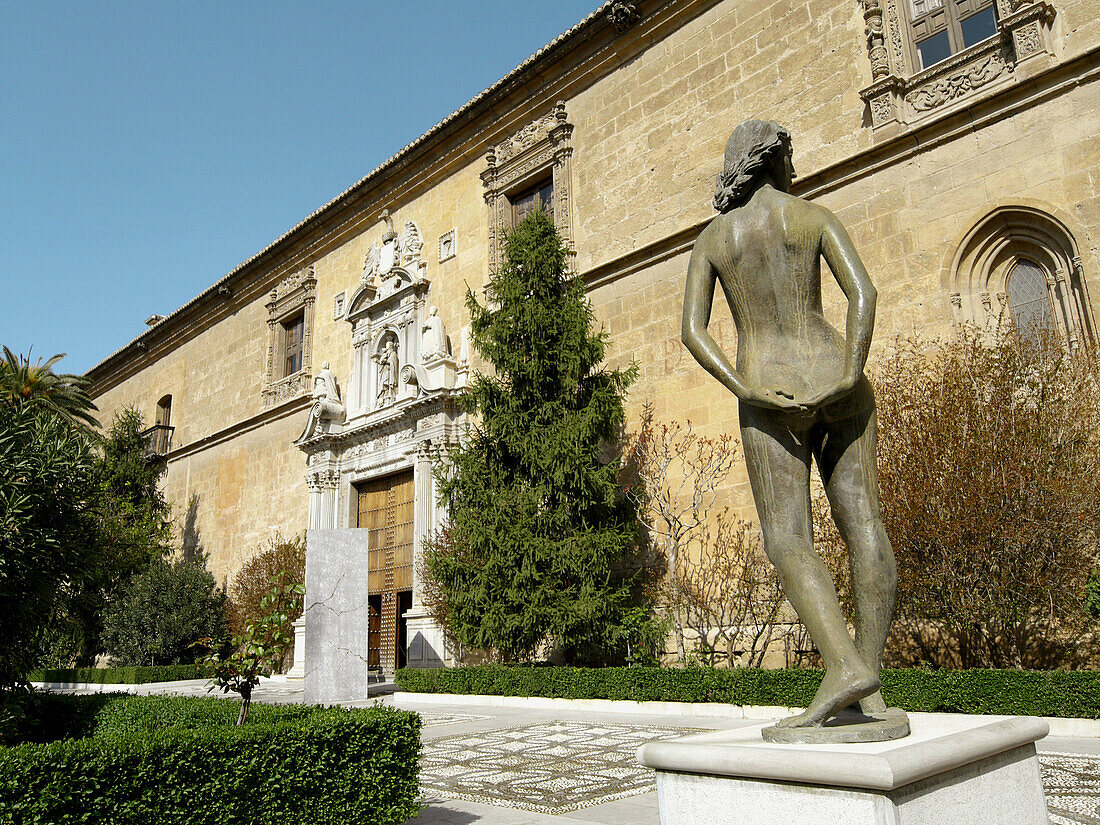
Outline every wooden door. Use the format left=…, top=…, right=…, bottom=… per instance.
left=357, top=471, right=415, bottom=671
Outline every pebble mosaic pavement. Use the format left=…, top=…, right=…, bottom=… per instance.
left=418, top=721, right=1100, bottom=820
left=1041, top=753, right=1100, bottom=824
left=419, top=720, right=704, bottom=815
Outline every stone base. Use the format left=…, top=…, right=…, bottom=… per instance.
left=638, top=714, right=1050, bottom=825
left=403, top=608, right=450, bottom=668
left=762, top=706, right=910, bottom=744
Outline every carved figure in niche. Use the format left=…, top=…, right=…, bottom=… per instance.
left=376, top=339, right=399, bottom=407
left=421, top=305, right=449, bottom=361
left=682, top=121, right=907, bottom=744
left=296, top=361, right=345, bottom=442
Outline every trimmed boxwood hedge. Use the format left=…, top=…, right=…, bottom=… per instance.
left=395, top=664, right=1100, bottom=719
left=28, top=664, right=213, bottom=685
left=0, top=695, right=420, bottom=825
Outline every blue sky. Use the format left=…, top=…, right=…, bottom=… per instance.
left=0, top=1, right=602, bottom=374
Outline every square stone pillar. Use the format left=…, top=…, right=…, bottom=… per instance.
left=303, top=528, right=370, bottom=704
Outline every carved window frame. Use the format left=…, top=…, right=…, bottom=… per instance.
left=263, top=264, right=317, bottom=407
left=481, top=101, right=575, bottom=273
left=947, top=205, right=1094, bottom=351
left=859, top=0, right=1058, bottom=131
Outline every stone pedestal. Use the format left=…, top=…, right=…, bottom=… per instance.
left=637, top=714, right=1050, bottom=825
left=303, top=529, right=370, bottom=704
left=285, top=617, right=306, bottom=680
left=403, top=607, right=449, bottom=668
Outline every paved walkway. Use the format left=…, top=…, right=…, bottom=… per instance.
left=47, top=679, right=1100, bottom=824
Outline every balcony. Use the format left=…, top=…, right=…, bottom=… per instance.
left=141, top=424, right=175, bottom=458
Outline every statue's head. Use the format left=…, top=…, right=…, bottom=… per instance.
left=713, top=121, right=794, bottom=213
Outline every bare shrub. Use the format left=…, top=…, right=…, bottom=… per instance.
left=816, top=327, right=1100, bottom=669
left=622, top=403, right=739, bottom=661
left=673, top=511, right=786, bottom=667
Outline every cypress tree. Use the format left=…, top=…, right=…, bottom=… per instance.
left=425, top=209, right=639, bottom=664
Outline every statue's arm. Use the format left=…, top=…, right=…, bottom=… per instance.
left=821, top=210, right=877, bottom=389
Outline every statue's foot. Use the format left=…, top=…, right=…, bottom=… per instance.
left=775, top=663, right=879, bottom=729
left=859, top=690, right=887, bottom=715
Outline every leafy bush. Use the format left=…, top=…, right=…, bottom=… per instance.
left=0, top=696, right=421, bottom=825
left=0, top=372, right=98, bottom=687
left=28, top=665, right=212, bottom=685
left=101, top=555, right=228, bottom=666
left=395, top=664, right=1100, bottom=719
left=227, top=534, right=305, bottom=642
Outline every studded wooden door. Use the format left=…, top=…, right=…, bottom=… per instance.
left=357, top=470, right=414, bottom=673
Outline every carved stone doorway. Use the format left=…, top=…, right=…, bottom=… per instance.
left=357, top=470, right=414, bottom=674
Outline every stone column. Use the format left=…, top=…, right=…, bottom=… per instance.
left=286, top=617, right=306, bottom=680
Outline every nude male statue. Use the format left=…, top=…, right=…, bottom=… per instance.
left=682, top=121, right=904, bottom=738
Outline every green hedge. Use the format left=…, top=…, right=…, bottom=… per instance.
left=395, top=665, right=1100, bottom=719
left=0, top=696, right=420, bottom=825
left=28, top=665, right=213, bottom=685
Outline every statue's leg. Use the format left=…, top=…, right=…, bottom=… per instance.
left=740, top=404, right=878, bottom=728
left=814, top=379, right=897, bottom=715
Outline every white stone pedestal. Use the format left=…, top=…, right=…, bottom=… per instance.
left=285, top=617, right=306, bottom=681
left=637, top=714, right=1050, bottom=824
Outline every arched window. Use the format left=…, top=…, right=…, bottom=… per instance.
left=155, top=394, right=172, bottom=428
left=947, top=205, right=1094, bottom=350
left=1005, top=259, right=1053, bottom=343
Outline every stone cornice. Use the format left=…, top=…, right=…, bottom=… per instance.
left=159, top=394, right=312, bottom=463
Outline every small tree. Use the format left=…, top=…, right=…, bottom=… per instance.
left=227, top=534, right=305, bottom=670
left=817, top=327, right=1100, bottom=668
left=202, top=572, right=303, bottom=725
left=622, top=404, right=740, bottom=661
left=56, top=408, right=174, bottom=665
left=424, top=209, right=642, bottom=664
left=102, top=554, right=228, bottom=666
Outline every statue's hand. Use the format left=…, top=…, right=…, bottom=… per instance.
left=741, top=386, right=810, bottom=413
left=801, top=376, right=859, bottom=410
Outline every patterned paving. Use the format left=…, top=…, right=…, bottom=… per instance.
left=419, top=720, right=700, bottom=815
left=419, top=712, right=491, bottom=727
left=1042, top=753, right=1100, bottom=825
left=420, top=724, right=1100, bottom=819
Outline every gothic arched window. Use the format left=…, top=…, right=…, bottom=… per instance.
left=947, top=205, right=1094, bottom=351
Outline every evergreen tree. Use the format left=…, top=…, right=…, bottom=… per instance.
left=424, top=209, right=640, bottom=664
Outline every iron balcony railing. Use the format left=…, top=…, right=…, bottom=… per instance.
left=141, top=424, right=175, bottom=457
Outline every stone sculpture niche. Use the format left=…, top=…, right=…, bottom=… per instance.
left=681, top=121, right=907, bottom=744
left=345, top=211, right=458, bottom=416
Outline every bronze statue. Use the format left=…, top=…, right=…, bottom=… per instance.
left=682, top=121, right=908, bottom=742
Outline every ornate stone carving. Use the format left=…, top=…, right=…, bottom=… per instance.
left=906, top=52, right=1011, bottom=112
left=493, top=108, right=561, bottom=165
left=438, top=229, right=456, bottom=263
left=263, top=264, right=317, bottom=407
left=870, top=93, right=895, bottom=127
left=609, top=1, right=639, bottom=31
left=376, top=338, right=399, bottom=408
left=862, top=0, right=890, bottom=81
left=362, top=242, right=380, bottom=284
left=333, top=291, right=346, bottom=320
left=421, top=306, right=449, bottom=361
left=482, top=102, right=574, bottom=271
left=400, top=221, right=424, bottom=263
left=296, top=362, right=347, bottom=444
left=1012, top=20, right=1043, bottom=59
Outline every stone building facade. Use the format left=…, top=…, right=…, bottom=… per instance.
left=87, top=0, right=1100, bottom=684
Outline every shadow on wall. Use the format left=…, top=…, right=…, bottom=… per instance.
left=181, top=493, right=203, bottom=563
